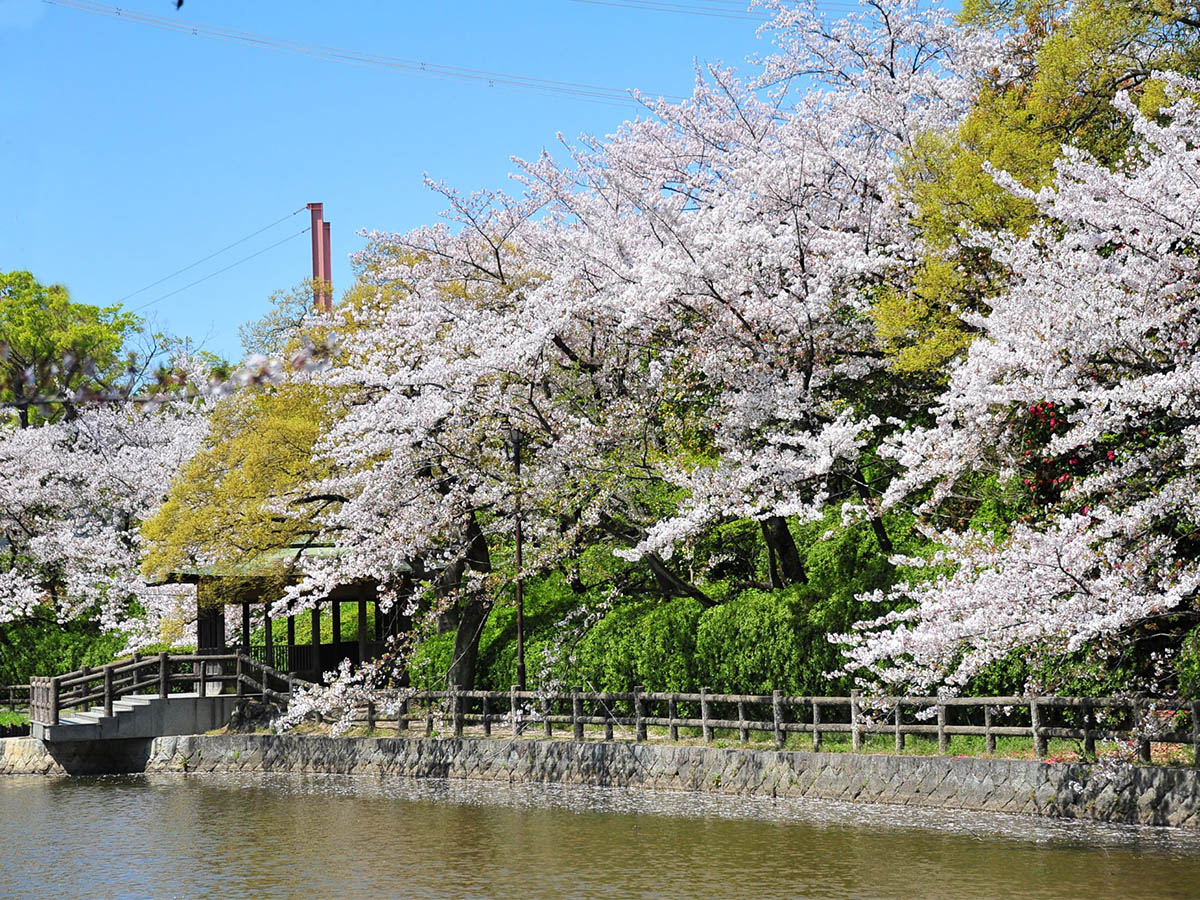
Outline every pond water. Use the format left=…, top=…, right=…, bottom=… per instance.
left=3, top=774, right=1200, bottom=899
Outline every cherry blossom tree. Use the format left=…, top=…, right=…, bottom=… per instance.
left=840, top=80, right=1200, bottom=693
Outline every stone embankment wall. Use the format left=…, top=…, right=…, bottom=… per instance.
left=4, top=733, right=1200, bottom=828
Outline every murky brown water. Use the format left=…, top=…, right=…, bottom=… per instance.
left=2, top=774, right=1200, bottom=899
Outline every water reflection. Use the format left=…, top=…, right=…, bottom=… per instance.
left=2, top=774, right=1199, bottom=899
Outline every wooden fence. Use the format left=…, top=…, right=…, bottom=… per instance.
left=342, top=688, right=1200, bottom=763
left=23, top=655, right=1200, bottom=764
left=2, top=684, right=29, bottom=714
left=28, top=653, right=303, bottom=726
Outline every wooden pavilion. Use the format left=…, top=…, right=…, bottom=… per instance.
left=169, top=547, right=410, bottom=682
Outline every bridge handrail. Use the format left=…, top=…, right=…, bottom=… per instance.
left=28, top=652, right=312, bottom=726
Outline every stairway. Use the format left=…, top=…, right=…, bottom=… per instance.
left=32, top=691, right=238, bottom=743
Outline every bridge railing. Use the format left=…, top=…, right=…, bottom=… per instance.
left=337, top=688, right=1200, bottom=763
left=28, top=653, right=309, bottom=726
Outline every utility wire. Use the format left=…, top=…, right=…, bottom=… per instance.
left=130, top=226, right=311, bottom=313
left=43, top=0, right=673, bottom=106
left=114, top=206, right=306, bottom=305
left=566, top=0, right=768, bottom=20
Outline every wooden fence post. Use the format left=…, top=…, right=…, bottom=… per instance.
left=984, top=705, right=995, bottom=755
left=367, top=700, right=377, bottom=733
left=543, top=693, right=553, bottom=739
left=668, top=694, right=679, bottom=743
left=937, top=701, right=948, bottom=755
left=452, top=690, right=463, bottom=737
left=604, top=694, right=614, bottom=742
left=894, top=699, right=904, bottom=752
left=49, top=677, right=59, bottom=726
left=634, top=686, right=646, bottom=742
left=851, top=690, right=861, bottom=752
left=482, top=694, right=492, bottom=737
left=158, top=653, right=169, bottom=699
left=573, top=690, right=584, bottom=741
left=812, top=700, right=821, bottom=752
left=1135, top=696, right=1151, bottom=763
left=700, top=687, right=712, bottom=743
left=103, top=666, right=114, bottom=719
left=1192, top=701, right=1200, bottom=768
left=197, top=659, right=207, bottom=700
left=236, top=656, right=244, bottom=700
left=773, top=690, right=784, bottom=750
left=1083, top=700, right=1096, bottom=759
left=738, top=699, right=749, bottom=744
left=398, top=694, right=409, bottom=733
left=511, top=684, right=520, bottom=738
left=1030, top=698, right=1046, bottom=758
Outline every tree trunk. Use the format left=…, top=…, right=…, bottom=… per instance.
left=760, top=516, right=806, bottom=587
left=442, top=511, right=493, bottom=690
left=855, top=467, right=893, bottom=556
left=646, top=553, right=715, bottom=608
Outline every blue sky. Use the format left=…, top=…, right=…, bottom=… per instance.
left=1, top=0, right=790, bottom=361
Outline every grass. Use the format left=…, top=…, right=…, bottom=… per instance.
left=0, top=709, right=29, bottom=727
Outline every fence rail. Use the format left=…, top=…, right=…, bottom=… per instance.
left=337, top=687, right=1200, bottom=763
left=28, top=653, right=307, bottom=727
left=2, top=684, right=29, bottom=713
left=24, top=658, right=1200, bottom=765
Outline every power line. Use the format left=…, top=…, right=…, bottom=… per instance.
left=114, top=207, right=306, bottom=305
left=565, top=0, right=768, bottom=20
left=42, top=0, right=674, bottom=107
left=130, top=226, right=311, bottom=313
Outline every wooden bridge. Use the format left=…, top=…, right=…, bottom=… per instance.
left=28, top=652, right=308, bottom=742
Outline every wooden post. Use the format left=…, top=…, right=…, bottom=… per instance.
left=241, top=603, right=251, bottom=652
left=331, top=599, right=341, bottom=646
left=311, top=602, right=321, bottom=678
left=985, top=705, right=995, bottom=754
left=511, top=684, right=520, bottom=738
left=158, top=653, right=169, bottom=699
left=937, top=701, right=948, bottom=755
left=700, top=687, right=712, bottom=743
left=482, top=694, right=492, bottom=737
left=851, top=690, right=861, bottom=752
left=1031, top=698, right=1046, bottom=758
left=236, top=655, right=244, bottom=699
left=1192, top=701, right=1200, bottom=768
left=773, top=690, right=784, bottom=750
left=357, top=597, right=368, bottom=666
left=398, top=695, right=409, bottom=733
left=374, top=600, right=383, bottom=642
left=49, top=677, right=59, bottom=726
left=573, top=690, right=584, bottom=741
left=812, top=701, right=822, bottom=752
left=1083, top=700, right=1096, bottom=759
left=367, top=700, right=376, bottom=732
left=669, top=694, right=679, bottom=743
left=103, top=666, right=114, bottom=719
left=452, top=690, right=463, bottom=737
left=425, top=699, right=434, bottom=737
left=894, top=700, right=904, bottom=752
left=263, top=604, right=273, bottom=665
left=738, top=699, right=749, bottom=743
left=604, top=695, right=614, bottom=741
left=1135, top=697, right=1151, bottom=763
left=287, top=614, right=296, bottom=652
left=634, top=686, right=646, bottom=742
left=543, top=694, right=553, bottom=739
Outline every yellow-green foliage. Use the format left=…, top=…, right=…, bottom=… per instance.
left=141, top=382, right=339, bottom=581
left=880, top=0, right=1200, bottom=376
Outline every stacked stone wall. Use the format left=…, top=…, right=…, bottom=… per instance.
left=4, top=733, right=1198, bottom=828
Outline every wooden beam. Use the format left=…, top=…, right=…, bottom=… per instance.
left=331, top=599, right=341, bottom=646
left=241, top=603, right=251, bottom=652
left=357, top=597, right=367, bottom=664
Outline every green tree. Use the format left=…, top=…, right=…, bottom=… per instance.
left=0, top=270, right=140, bottom=427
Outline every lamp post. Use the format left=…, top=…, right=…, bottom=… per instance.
left=507, top=427, right=526, bottom=692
